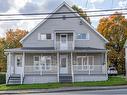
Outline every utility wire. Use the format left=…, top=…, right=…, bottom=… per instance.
left=0, top=8, right=127, bottom=16
left=0, top=12, right=126, bottom=21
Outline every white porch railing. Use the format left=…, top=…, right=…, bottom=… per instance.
left=24, top=65, right=57, bottom=75
left=73, top=65, right=107, bottom=74
left=56, top=41, right=74, bottom=50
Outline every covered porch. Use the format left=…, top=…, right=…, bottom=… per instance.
left=5, top=47, right=108, bottom=84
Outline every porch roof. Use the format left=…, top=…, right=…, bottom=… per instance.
left=5, top=47, right=107, bottom=53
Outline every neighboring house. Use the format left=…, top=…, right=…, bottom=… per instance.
left=5, top=2, right=109, bottom=84
left=124, top=40, right=127, bottom=77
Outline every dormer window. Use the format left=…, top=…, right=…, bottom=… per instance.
left=38, top=33, right=52, bottom=40
left=76, top=33, right=89, bottom=40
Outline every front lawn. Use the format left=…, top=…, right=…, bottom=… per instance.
left=0, top=76, right=127, bottom=91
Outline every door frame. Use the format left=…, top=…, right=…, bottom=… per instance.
left=15, top=55, right=23, bottom=74
left=60, top=55, right=68, bottom=74
left=60, top=34, right=68, bottom=50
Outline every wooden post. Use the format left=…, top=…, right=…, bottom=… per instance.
left=105, top=51, right=108, bottom=76
left=8, top=52, right=11, bottom=75
left=6, top=52, right=11, bottom=84
left=57, top=52, right=59, bottom=82
left=22, top=52, right=25, bottom=77
left=71, top=52, right=74, bottom=82
left=125, top=48, right=127, bottom=77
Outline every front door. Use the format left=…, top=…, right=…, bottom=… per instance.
left=15, top=55, right=22, bottom=74
left=60, top=34, right=68, bottom=50
left=60, top=55, right=68, bottom=74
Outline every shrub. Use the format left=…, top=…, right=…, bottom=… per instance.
left=0, top=73, right=6, bottom=84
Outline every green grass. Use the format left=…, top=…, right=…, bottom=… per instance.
left=0, top=76, right=127, bottom=91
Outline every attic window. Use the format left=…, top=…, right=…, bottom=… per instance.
left=76, top=33, right=89, bottom=40
left=62, top=15, right=66, bottom=20
left=38, top=33, right=52, bottom=40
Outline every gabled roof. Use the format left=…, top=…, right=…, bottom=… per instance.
left=20, top=1, right=109, bottom=43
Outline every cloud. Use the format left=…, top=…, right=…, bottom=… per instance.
left=119, top=0, right=127, bottom=8
left=89, top=0, right=104, bottom=3
left=19, top=2, right=41, bottom=13
left=0, top=0, right=106, bottom=37
left=0, top=0, right=11, bottom=12
left=10, top=0, right=31, bottom=11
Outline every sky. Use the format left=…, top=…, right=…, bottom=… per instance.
left=0, top=0, right=127, bottom=37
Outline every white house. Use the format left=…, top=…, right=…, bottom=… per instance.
left=5, top=2, right=109, bottom=84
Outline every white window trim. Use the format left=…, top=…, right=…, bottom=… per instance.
left=33, top=56, right=40, bottom=71
left=43, top=56, right=52, bottom=71
left=76, top=33, right=90, bottom=40
left=33, top=56, right=52, bottom=71
left=60, top=34, right=68, bottom=50
left=38, top=33, right=53, bottom=40
left=15, top=55, right=23, bottom=67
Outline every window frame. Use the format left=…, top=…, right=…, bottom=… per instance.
left=33, top=56, right=40, bottom=71
left=76, top=56, right=94, bottom=71
left=38, top=33, right=53, bottom=40
left=15, top=55, right=22, bottom=67
left=76, top=33, right=89, bottom=40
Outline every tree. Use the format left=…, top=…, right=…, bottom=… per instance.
left=97, top=12, right=127, bottom=74
left=72, top=5, right=91, bottom=24
left=0, top=29, right=28, bottom=72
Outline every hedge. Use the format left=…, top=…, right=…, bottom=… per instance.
left=0, top=73, right=6, bottom=84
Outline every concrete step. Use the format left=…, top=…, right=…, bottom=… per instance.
left=8, top=74, right=21, bottom=85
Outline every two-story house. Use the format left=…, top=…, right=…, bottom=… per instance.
left=5, top=2, right=109, bottom=84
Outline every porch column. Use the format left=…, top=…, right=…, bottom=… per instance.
left=57, top=52, right=59, bottom=82
left=8, top=52, right=11, bottom=75
left=6, top=52, right=11, bottom=84
left=71, top=52, right=74, bottom=82
left=105, top=51, right=108, bottom=76
left=22, top=52, right=25, bottom=78
left=86, top=53, right=90, bottom=75
left=125, top=48, right=127, bottom=77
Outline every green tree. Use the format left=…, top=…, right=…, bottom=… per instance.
left=97, top=12, right=127, bottom=74
left=72, top=5, right=91, bottom=24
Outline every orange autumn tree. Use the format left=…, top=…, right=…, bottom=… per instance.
left=97, top=12, right=127, bottom=74
left=0, top=29, right=28, bottom=72
left=5, top=29, right=28, bottom=48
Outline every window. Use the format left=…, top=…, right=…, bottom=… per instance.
left=40, top=56, right=52, bottom=70
left=40, top=34, right=46, bottom=40
left=76, top=56, right=94, bottom=71
left=34, top=56, right=39, bottom=61
left=46, top=34, right=51, bottom=39
left=16, top=56, right=22, bottom=67
left=38, top=33, right=52, bottom=40
left=34, top=56, right=40, bottom=70
left=76, top=33, right=89, bottom=40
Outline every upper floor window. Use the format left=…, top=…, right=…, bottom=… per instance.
left=76, top=33, right=89, bottom=40
left=38, top=33, right=52, bottom=40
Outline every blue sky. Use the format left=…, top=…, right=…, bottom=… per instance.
left=0, top=0, right=126, bottom=37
